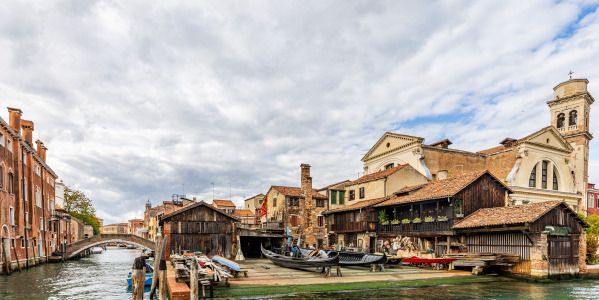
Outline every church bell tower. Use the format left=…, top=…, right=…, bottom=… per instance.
left=547, top=78, right=594, bottom=212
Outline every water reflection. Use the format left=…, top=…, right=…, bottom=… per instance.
left=0, top=247, right=147, bottom=300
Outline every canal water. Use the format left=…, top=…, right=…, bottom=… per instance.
left=1, top=247, right=599, bottom=299
left=0, top=246, right=148, bottom=300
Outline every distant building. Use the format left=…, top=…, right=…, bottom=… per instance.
left=70, top=216, right=85, bottom=243
left=95, top=217, right=104, bottom=234
left=128, top=219, right=144, bottom=237
left=83, top=225, right=94, bottom=238
left=103, top=223, right=128, bottom=234
left=234, top=209, right=255, bottom=225
left=211, top=200, right=236, bottom=215
left=588, top=183, right=599, bottom=216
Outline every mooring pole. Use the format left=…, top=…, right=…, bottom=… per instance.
left=158, top=259, right=167, bottom=300
left=131, top=257, right=146, bottom=300
left=190, top=257, right=199, bottom=300
left=150, top=236, right=163, bottom=298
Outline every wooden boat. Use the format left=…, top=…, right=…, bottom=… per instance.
left=300, top=248, right=387, bottom=266
left=261, top=245, right=339, bottom=270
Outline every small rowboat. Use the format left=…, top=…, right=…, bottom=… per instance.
left=261, top=245, right=339, bottom=270
left=300, top=248, right=387, bottom=266
left=126, top=263, right=154, bottom=286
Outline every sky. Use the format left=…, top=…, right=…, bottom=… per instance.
left=2, top=0, right=599, bottom=225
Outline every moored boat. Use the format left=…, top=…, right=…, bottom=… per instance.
left=126, top=263, right=154, bottom=286
left=261, top=245, right=339, bottom=270
left=300, top=248, right=387, bottom=266
left=90, top=247, right=104, bottom=254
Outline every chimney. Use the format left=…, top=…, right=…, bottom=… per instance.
left=300, top=163, right=312, bottom=197
left=7, top=107, right=22, bottom=133
left=36, top=140, right=47, bottom=162
left=21, top=120, right=34, bottom=146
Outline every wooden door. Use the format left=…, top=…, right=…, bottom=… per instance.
left=548, top=235, right=579, bottom=276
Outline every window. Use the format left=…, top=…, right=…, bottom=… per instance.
left=25, top=212, right=28, bottom=225
left=330, top=190, right=337, bottom=204
left=273, top=197, right=277, bottom=207
left=529, top=163, right=537, bottom=187
left=36, top=187, right=41, bottom=207
left=317, top=215, right=324, bottom=227
left=11, top=239, right=15, bottom=248
left=24, top=180, right=27, bottom=202
left=316, top=199, right=325, bottom=207
left=569, top=110, right=577, bottom=126
left=339, top=191, right=345, bottom=205
left=35, top=164, right=41, bottom=176
left=7, top=139, right=11, bottom=152
left=385, top=163, right=394, bottom=169
left=0, top=165, right=3, bottom=188
left=590, top=194, right=595, bottom=208
left=359, top=187, right=365, bottom=199
left=557, top=113, right=565, bottom=128
left=541, top=161, right=548, bottom=189
left=8, top=173, right=13, bottom=194
left=0, top=132, right=4, bottom=147
left=553, top=167, right=558, bottom=190
left=289, top=197, right=299, bottom=206
left=22, top=150, right=26, bottom=164
left=349, top=190, right=355, bottom=201
left=21, top=239, right=24, bottom=248
left=9, top=207, right=14, bottom=225
left=40, top=217, right=44, bottom=230
left=290, top=215, right=299, bottom=227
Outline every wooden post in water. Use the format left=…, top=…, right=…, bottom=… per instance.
left=158, top=259, right=167, bottom=300
left=131, top=257, right=146, bottom=300
left=2, top=239, right=11, bottom=275
left=150, top=236, right=163, bottom=298
left=190, top=257, right=199, bottom=300
left=12, top=245, right=21, bottom=272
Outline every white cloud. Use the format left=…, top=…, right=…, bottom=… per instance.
left=1, top=0, right=599, bottom=225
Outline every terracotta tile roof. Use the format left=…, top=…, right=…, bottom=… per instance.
left=347, top=164, right=409, bottom=186
left=271, top=186, right=328, bottom=199
left=477, top=126, right=553, bottom=155
left=453, top=201, right=568, bottom=229
left=212, top=199, right=236, bottom=207
left=376, top=170, right=509, bottom=207
left=318, top=180, right=351, bottom=191
left=393, top=183, right=429, bottom=195
left=160, top=201, right=240, bottom=222
left=323, top=197, right=389, bottom=214
left=234, top=209, right=255, bottom=217
left=244, top=194, right=264, bottom=201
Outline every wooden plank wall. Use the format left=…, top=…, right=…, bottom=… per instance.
left=531, top=206, right=582, bottom=234
left=455, top=174, right=506, bottom=216
left=466, top=232, right=531, bottom=274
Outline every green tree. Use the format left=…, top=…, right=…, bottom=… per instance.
left=64, top=186, right=101, bottom=234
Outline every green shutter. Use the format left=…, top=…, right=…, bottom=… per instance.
left=339, top=191, right=345, bottom=205
left=331, top=190, right=337, bottom=204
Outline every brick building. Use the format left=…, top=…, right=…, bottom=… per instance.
left=103, top=223, right=128, bottom=234
left=262, top=164, right=328, bottom=248
left=128, top=219, right=144, bottom=237
left=1, top=107, right=59, bottom=273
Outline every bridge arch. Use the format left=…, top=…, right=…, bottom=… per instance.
left=66, top=234, right=155, bottom=259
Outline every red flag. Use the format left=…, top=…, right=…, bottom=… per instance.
left=260, top=195, right=268, bottom=218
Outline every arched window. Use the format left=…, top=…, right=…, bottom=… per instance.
left=569, top=110, right=577, bottom=126
left=557, top=113, right=565, bottom=128
left=529, top=163, right=537, bottom=187
left=553, top=167, right=559, bottom=190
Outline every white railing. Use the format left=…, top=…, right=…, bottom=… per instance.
left=558, top=127, right=566, bottom=133
left=568, top=124, right=578, bottom=131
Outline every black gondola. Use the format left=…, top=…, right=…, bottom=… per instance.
left=261, top=245, right=339, bottom=270
left=300, top=248, right=387, bottom=266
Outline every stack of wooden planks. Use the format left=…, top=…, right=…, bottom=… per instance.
left=445, top=252, right=520, bottom=268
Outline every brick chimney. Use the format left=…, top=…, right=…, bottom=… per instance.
left=300, top=163, right=313, bottom=239
left=7, top=107, right=22, bottom=133
left=36, top=140, right=47, bottom=162
left=21, top=120, right=34, bottom=146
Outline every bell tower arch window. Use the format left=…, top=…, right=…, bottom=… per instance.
left=557, top=113, right=565, bottom=128
left=569, top=110, right=577, bottom=126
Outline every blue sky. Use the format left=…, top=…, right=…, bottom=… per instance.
left=2, top=0, right=599, bottom=224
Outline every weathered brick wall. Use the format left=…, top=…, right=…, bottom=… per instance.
left=530, top=232, right=548, bottom=278
left=579, top=232, right=587, bottom=273
left=422, top=147, right=485, bottom=178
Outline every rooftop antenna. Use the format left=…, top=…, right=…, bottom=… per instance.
left=569, top=70, right=574, bottom=80
left=211, top=182, right=214, bottom=200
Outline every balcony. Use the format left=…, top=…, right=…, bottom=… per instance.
left=376, top=218, right=455, bottom=235
left=568, top=124, right=578, bottom=131
left=262, top=221, right=284, bottom=231
left=330, top=222, right=376, bottom=233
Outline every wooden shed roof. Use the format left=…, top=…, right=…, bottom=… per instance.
left=453, top=201, right=588, bottom=229
left=160, top=201, right=241, bottom=222
left=322, top=197, right=388, bottom=215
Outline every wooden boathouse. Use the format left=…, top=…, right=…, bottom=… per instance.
left=159, top=201, right=240, bottom=258
left=453, top=200, right=588, bottom=277
left=373, top=171, right=511, bottom=254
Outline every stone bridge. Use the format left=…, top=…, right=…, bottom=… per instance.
left=66, top=234, right=155, bottom=259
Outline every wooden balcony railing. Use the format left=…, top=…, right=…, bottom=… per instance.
left=262, top=221, right=284, bottom=231
left=330, top=222, right=376, bottom=233
left=376, top=218, right=455, bottom=234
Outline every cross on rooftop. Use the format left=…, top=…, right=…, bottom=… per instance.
left=569, top=70, right=574, bottom=80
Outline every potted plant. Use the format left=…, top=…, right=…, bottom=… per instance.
left=454, top=199, right=464, bottom=218
left=391, top=219, right=400, bottom=225
left=425, top=216, right=434, bottom=222
left=413, top=217, right=422, bottom=223
left=378, top=210, right=389, bottom=225
left=437, top=215, right=448, bottom=222
left=402, top=218, right=410, bottom=224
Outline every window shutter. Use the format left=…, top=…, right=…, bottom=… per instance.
left=331, top=190, right=337, bottom=204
